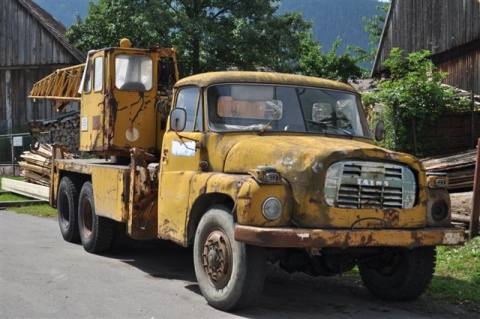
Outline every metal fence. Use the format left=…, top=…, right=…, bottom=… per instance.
left=0, top=133, right=33, bottom=175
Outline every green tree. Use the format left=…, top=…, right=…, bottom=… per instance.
left=299, top=37, right=365, bottom=82
left=67, top=0, right=173, bottom=51
left=363, top=48, right=469, bottom=156
left=67, top=0, right=365, bottom=81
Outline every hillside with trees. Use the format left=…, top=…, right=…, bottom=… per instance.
left=278, top=0, right=383, bottom=54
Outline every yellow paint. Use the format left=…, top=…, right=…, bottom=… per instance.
left=236, top=178, right=292, bottom=226
left=91, top=166, right=128, bottom=222
left=53, top=159, right=129, bottom=222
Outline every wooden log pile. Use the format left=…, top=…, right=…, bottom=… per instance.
left=421, top=149, right=479, bottom=230
left=421, top=149, right=477, bottom=192
left=19, top=143, right=76, bottom=186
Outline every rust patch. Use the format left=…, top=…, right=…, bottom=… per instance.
left=383, top=209, right=400, bottom=227
left=92, top=115, right=101, bottom=130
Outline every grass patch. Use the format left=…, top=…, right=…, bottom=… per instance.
left=1, top=176, right=56, bottom=218
left=0, top=192, right=31, bottom=201
left=428, top=237, right=480, bottom=311
left=11, top=204, right=57, bottom=218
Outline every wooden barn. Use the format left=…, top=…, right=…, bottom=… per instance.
left=371, top=0, right=480, bottom=155
left=0, top=0, right=85, bottom=135
left=372, top=0, right=480, bottom=95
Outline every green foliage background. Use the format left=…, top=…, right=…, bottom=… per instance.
left=66, top=0, right=371, bottom=80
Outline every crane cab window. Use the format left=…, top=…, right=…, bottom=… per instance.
left=94, top=57, right=103, bottom=92
left=115, top=55, right=153, bottom=91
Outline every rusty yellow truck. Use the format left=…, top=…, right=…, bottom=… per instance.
left=29, top=40, right=465, bottom=311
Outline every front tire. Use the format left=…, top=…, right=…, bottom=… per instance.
left=193, top=205, right=266, bottom=311
left=358, top=247, right=436, bottom=301
left=78, top=181, right=114, bottom=253
left=57, top=176, right=80, bottom=243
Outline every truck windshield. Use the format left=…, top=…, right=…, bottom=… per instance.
left=207, top=84, right=371, bottom=138
left=115, top=54, right=153, bottom=91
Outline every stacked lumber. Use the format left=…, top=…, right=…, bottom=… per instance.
left=19, top=143, right=76, bottom=186
left=420, top=149, right=477, bottom=192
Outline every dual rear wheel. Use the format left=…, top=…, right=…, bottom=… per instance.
left=57, top=177, right=114, bottom=253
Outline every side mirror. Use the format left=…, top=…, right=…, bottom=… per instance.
left=170, top=108, right=186, bottom=132
left=375, top=120, right=385, bottom=141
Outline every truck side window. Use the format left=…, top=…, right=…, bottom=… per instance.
left=195, top=97, right=203, bottom=132
left=94, top=57, right=103, bottom=92
left=175, top=87, right=199, bottom=132
left=83, top=59, right=92, bottom=93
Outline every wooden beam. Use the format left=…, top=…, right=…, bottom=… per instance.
left=470, top=139, right=480, bottom=239
left=0, top=178, right=48, bottom=201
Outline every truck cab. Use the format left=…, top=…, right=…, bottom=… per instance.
left=160, top=71, right=464, bottom=310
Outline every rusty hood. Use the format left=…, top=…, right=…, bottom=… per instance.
left=222, top=135, right=424, bottom=181
left=222, top=135, right=426, bottom=228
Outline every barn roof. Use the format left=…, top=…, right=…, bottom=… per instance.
left=16, top=0, right=85, bottom=63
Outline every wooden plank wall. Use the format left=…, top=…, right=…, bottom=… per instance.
left=374, top=0, right=480, bottom=94
left=0, top=0, right=78, bottom=67
left=0, top=0, right=82, bottom=134
left=437, top=44, right=480, bottom=94
left=427, top=112, right=480, bottom=155
left=378, top=0, right=480, bottom=58
left=0, top=68, right=62, bottom=134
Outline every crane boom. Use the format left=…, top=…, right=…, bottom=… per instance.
left=29, top=64, right=85, bottom=111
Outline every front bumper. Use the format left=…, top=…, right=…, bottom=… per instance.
left=234, top=225, right=465, bottom=249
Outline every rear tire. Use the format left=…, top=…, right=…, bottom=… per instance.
left=358, top=247, right=436, bottom=301
left=193, top=205, right=266, bottom=311
left=78, top=181, right=114, bottom=253
left=57, top=176, right=80, bottom=243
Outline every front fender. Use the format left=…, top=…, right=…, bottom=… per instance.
left=236, top=178, right=293, bottom=227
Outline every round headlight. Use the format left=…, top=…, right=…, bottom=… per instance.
left=262, top=197, right=282, bottom=220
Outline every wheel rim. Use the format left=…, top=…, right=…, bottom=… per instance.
left=201, top=227, right=233, bottom=289
left=81, top=197, right=93, bottom=239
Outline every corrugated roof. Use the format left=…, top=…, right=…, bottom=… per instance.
left=16, top=0, right=86, bottom=63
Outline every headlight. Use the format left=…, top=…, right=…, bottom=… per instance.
left=262, top=197, right=282, bottom=220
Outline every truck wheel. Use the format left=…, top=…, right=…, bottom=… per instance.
left=57, top=176, right=80, bottom=243
left=358, top=247, right=436, bottom=301
left=78, top=181, right=114, bottom=253
left=193, top=205, right=266, bottom=311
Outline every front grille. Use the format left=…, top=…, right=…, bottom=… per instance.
left=325, top=161, right=416, bottom=209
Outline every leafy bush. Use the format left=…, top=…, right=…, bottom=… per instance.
left=363, top=48, right=470, bottom=157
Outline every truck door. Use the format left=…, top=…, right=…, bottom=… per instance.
left=158, top=86, right=204, bottom=244
left=79, top=52, right=106, bottom=152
